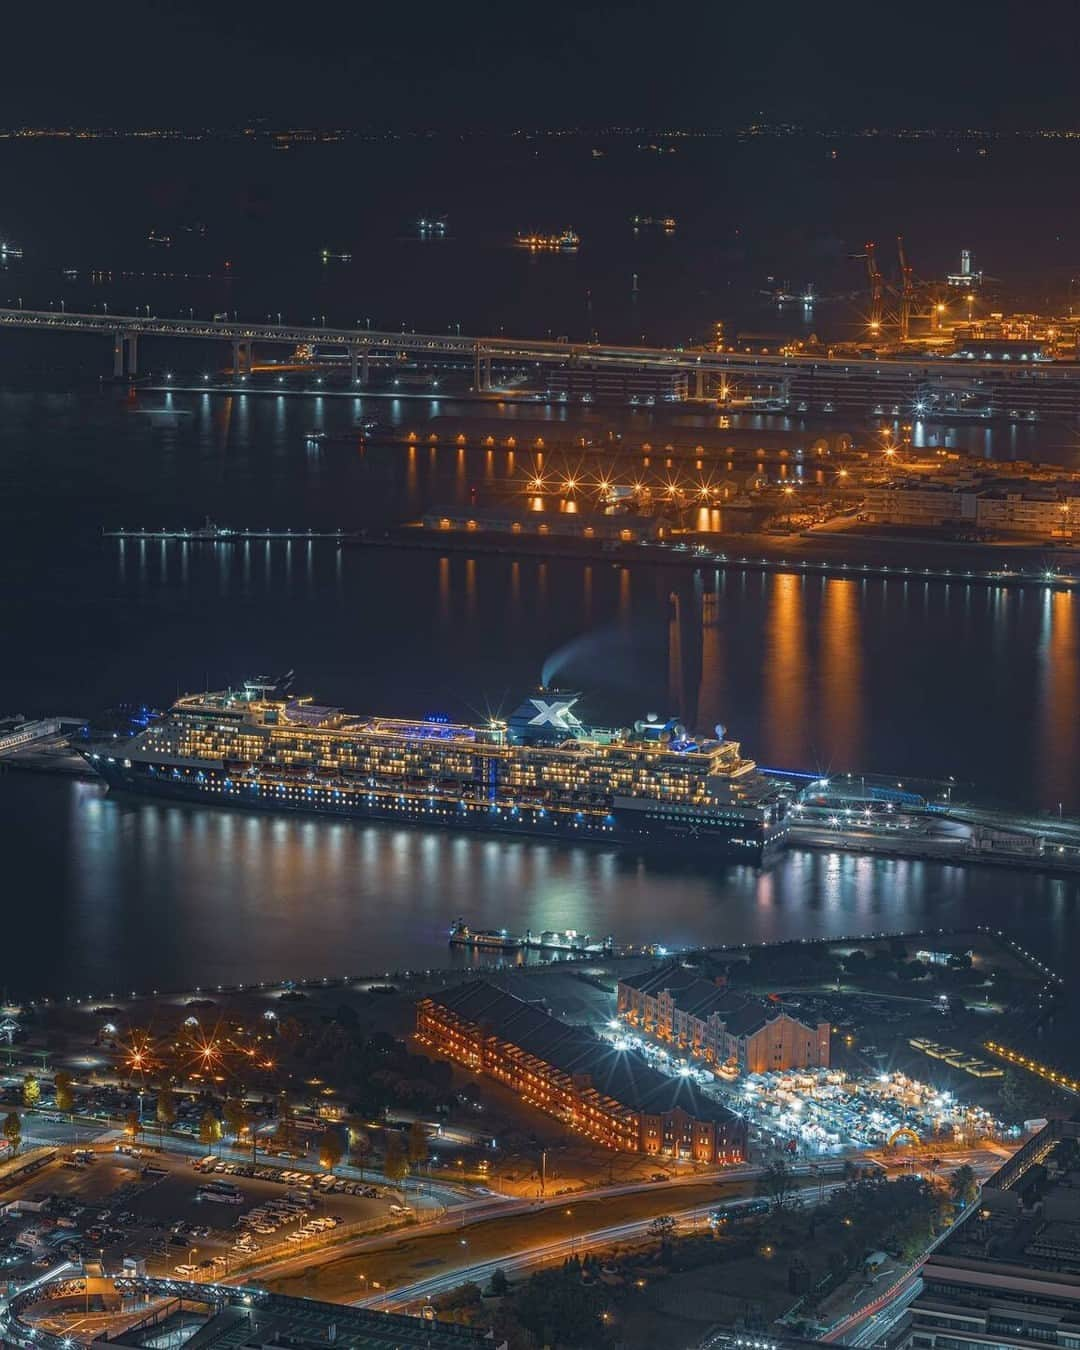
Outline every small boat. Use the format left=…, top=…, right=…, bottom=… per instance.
left=516, top=229, right=580, bottom=251
left=449, top=919, right=523, bottom=951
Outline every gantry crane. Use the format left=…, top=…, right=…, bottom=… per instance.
left=851, top=236, right=949, bottom=344
left=896, top=235, right=914, bottom=342
left=849, top=243, right=885, bottom=333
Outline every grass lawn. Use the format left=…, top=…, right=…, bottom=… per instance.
left=267, top=1180, right=742, bottom=1303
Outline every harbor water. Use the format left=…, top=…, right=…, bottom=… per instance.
left=1, top=133, right=1080, bottom=997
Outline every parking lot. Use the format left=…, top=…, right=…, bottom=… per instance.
left=0, top=1148, right=410, bottom=1284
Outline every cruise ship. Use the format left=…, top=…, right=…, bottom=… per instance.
left=83, top=679, right=789, bottom=861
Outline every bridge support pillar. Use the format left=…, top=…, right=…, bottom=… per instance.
left=695, top=369, right=705, bottom=399
left=361, top=349, right=370, bottom=385
left=349, top=346, right=359, bottom=384
left=113, top=331, right=138, bottom=378
left=473, top=344, right=482, bottom=391
left=482, top=356, right=492, bottom=392
left=232, top=341, right=252, bottom=377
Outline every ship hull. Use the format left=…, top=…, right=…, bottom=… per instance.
left=85, top=757, right=781, bottom=864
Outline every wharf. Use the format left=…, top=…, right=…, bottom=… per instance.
left=104, top=525, right=355, bottom=543
left=352, top=527, right=1080, bottom=592
left=788, top=824, right=1080, bottom=877
left=0, top=739, right=94, bottom=779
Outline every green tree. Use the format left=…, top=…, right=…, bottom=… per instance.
left=406, top=1120, right=428, bottom=1171
left=351, top=1127, right=371, bottom=1179
left=223, top=1097, right=248, bottom=1143
left=383, top=1131, right=409, bottom=1185
left=156, top=1084, right=177, bottom=1130
left=950, top=1163, right=978, bottom=1206
left=54, top=1072, right=75, bottom=1115
left=490, top=1267, right=510, bottom=1296
left=3, top=1111, right=21, bottom=1155
left=22, top=1074, right=40, bottom=1110
left=514, top=1267, right=611, bottom=1347
left=318, top=1128, right=345, bottom=1172
left=199, top=1110, right=223, bottom=1150
left=757, top=1159, right=796, bottom=1211
left=1000, top=1067, right=1063, bottom=1123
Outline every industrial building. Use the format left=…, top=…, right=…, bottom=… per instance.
left=903, top=1116, right=1080, bottom=1350
left=862, top=479, right=1080, bottom=539
left=6, top=1277, right=502, bottom=1350
left=416, top=981, right=747, bottom=1164
left=617, top=964, right=831, bottom=1074
left=547, top=365, right=689, bottom=404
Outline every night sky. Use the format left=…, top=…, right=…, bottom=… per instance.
left=5, top=0, right=1080, bottom=130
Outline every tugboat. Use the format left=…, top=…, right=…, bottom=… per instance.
left=449, top=919, right=523, bottom=951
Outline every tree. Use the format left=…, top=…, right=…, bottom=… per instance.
left=351, top=1127, right=371, bottom=1179
left=223, top=1097, right=248, bottom=1143
left=757, top=1159, right=796, bottom=1211
left=490, top=1267, right=510, bottom=1296
left=199, top=1110, right=223, bottom=1150
left=22, top=1074, right=40, bottom=1110
left=318, top=1128, right=345, bottom=1172
left=54, top=1072, right=75, bottom=1116
left=156, top=1084, right=177, bottom=1130
left=275, top=1092, right=297, bottom=1151
left=3, top=1111, right=21, bottom=1156
left=950, top=1164, right=978, bottom=1206
left=1000, top=1067, right=1063, bottom=1123
left=406, top=1120, right=428, bottom=1171
left=383, top=1131, right=409, bottom=1185
left=124, top=1110, right=143, bottom=1139
left=514, top=1268, right=611, bottom=1348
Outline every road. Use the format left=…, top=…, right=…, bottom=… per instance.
left=353, top=1183, right=848, bottom=1313
left=821, top=1195, right=982, bottom=1346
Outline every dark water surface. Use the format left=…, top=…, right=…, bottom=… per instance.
left=1, top=136, right=1080, bottom=997
left=3, top=770, right=1080, bottom=999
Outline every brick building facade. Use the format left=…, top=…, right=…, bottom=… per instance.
left=416, top=981, right=747, bottom=1164
left=617, top=964, right=830, bottom=1074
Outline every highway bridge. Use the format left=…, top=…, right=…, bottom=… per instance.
left=3, top=307, right=1080, bottom=419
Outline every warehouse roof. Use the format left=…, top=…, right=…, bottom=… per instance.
left=423, top=981, right=741, bottom=1125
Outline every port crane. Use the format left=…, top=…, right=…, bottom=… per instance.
left=852, top=236, right=948, bottom=343
left=896, top=235, right=914, bottom=342
left=850, top=242, right=886, bottom=333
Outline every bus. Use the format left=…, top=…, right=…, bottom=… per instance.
left=197, top=1181, right=244, bottom=1205
left=710, top=1199, right=770, bottom=1226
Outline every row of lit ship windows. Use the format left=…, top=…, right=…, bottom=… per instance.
left=162, top=728, right=736, bottom=782
left=143, top=769, right=621, bottom=827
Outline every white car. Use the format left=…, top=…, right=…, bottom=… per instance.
left=173, top=1264, right=198, bottom=1277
